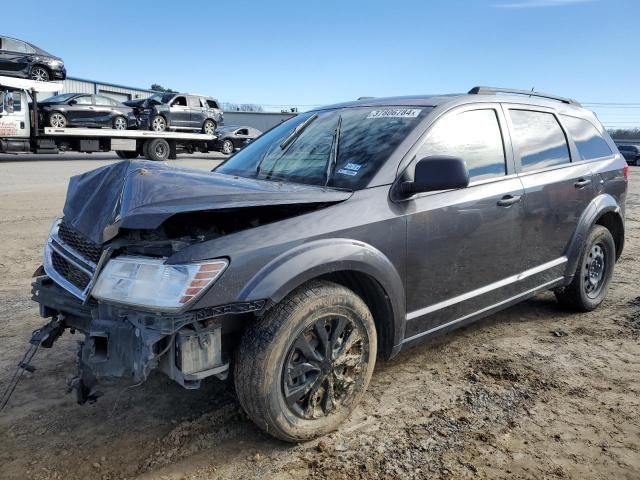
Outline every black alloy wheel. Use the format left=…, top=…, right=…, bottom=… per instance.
left=283, top=314, right=368, bottom=420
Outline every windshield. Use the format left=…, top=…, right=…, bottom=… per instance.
left=147, top=93, right=175, bottom=104
left=215, top=106, right=429, bottom=189
left=41, top=93, right=76, bottom=103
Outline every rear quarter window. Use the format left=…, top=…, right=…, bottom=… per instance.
left=509, top=110, right=570, bottom=172
left=560, top=115, right=612, bottom=161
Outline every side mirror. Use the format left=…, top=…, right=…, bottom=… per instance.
left=68, top=99, right=77, bottom=105
left=402, top=156, right=469, bottom=195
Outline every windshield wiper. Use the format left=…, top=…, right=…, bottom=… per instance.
left=256, top=113, right=318, bottom=177
left=324, top=115, right=342, bottom=186
left=279, top=114, right=318, bottom=151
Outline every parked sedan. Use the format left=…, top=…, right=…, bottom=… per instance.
left=0, top=36, right=66, bottom=82
left=618, top=145, right=640, bottom=166
left=215, top=125, right=262, bottom=154
left=39, top=93, right=137, bottom=130
left=125, top=92, right=223, bottom=133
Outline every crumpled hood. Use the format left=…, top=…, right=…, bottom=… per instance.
left=62, top=160, right=352, bottom=244
left=123, top=99, right=146, bottom=108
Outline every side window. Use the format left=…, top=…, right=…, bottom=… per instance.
left=75, top=96, right=92, bottom=105
left=188, top=96, right=201, bottom=108
left=94, top=96, right=115, bottom=106
left=417, top=109, right=506, bottom=181
left=3, top=38, right=28, bottom=53
left=237, top=128, right=249, bottom=135
left=172, top=96, right=187, bottom=106
left=560, top=115, right=612, bottom=161
left=509, top=110, right=570, bottom=172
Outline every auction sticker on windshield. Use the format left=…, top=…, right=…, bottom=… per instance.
left=367, top=109, right=421, bottom=119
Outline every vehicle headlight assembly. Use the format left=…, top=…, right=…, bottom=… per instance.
left=92, top=256, right=228, bottom=311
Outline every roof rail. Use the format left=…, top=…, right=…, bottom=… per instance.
left=468, top=86, right=581, bottom=106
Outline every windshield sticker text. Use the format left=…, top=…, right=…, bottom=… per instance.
left=343, top=163, right=362, bottom=171
left=367, top=109, right=421, bottom=119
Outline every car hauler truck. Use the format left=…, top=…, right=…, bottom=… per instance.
left=0, top=76, right=216, bottom=161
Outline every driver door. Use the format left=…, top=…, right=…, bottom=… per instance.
left=403, top=105, right=527, bottom=339
left=169, top=96, right=190, bottom=128
left=66, top=95, right=95, bottom=125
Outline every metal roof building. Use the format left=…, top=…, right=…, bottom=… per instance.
left=55, top=76, right=157, bottom=103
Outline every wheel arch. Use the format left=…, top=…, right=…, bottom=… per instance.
left=595, top=210, right=624, bottom=261
left=30, top=63, right=51, bottom=78
left=564, top=193, right=625, bottom=279
left=238, top=238, right=406, bottom=360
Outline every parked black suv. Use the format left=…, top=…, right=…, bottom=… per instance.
left=31, top=87, right=627, bottom=442
left=618, top=145, right=640, bottom=166
left=125, top=92, right=223, bottom=133
left=0, top=36, right=66, bottom=82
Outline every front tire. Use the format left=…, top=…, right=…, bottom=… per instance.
left=30, top=66, right=50, bottom=82
left=49, top=112, right=67, bottom=128
left=150, top=115, right=167, bottom=132
left=555, top=225, right=616, bottom=311
left=235, top=280, right=377, bottom=442
left=221, top=139, right=234, bottom=155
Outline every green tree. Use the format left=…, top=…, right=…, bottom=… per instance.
left=150, top=84, right=176, bottom=93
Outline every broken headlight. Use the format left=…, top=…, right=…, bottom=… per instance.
left=91, top=256, right=228, bottom=312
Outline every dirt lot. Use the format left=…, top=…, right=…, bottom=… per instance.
left=0, top=156, right=638, bottom=480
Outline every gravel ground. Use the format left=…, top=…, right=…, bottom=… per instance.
left=0, top=155, right=638, bottom=480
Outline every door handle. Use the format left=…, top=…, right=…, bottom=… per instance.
left=574, top=178, right=591, bottom=188
left=497, top=194, right=522, bottom=207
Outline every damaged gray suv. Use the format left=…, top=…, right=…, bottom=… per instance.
left=30, top=87, right=627, bottom=441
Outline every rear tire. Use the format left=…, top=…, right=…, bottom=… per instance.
left=49, top=112, right=67, bottom=128
left=555, top=225, right=615, bottom=311
left=234, top=280, right=377, bottom=442
left=143, top=138, right=170, bottom=161
left=202, top=119, right=216, bottom=135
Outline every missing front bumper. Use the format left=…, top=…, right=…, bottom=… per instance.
left=31, top=275, right=265, bottom=402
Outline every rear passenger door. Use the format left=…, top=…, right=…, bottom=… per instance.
left=93, top=95, right=116, bottom=126
left=404, top=104, right=527, bottom=338
left=187, top=96, right=204, bottom=128
left=504, top=107, right=608, bottom=273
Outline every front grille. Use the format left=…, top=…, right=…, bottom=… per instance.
left=51, top=250, right=91, bottom=291
left=58, top=221, right=103, bottom=264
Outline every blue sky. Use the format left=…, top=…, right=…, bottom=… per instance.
left=10, top=0, right=640, bottom=125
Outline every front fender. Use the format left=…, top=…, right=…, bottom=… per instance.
left=238, top=238, right=406, bottom=353
left=564, top=193, right=623, bottom=279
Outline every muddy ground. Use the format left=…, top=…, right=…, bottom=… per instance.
left=0, top=156, right=638, bottom=480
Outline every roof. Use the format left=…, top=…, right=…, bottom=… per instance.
left=314, top=87, right=586, bottom=113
